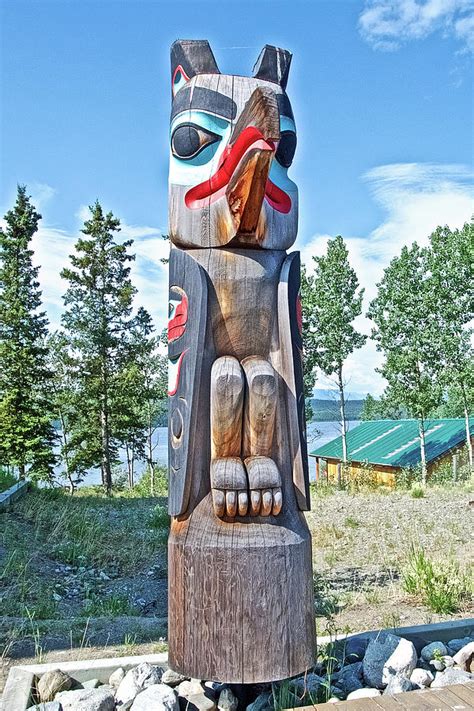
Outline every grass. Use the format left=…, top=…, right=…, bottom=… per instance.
left=402, top=543, right=472, bottom=614
left=410, top=483, right=426, bottom=498
left=0, top=468, right=17, bottom=493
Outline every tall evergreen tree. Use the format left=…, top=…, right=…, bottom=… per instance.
left=61, top=201, right=138, bottom=492
left=0, top=186, right=56, bottom=479
left=368, top=243, right=442, bottom=483
left=302, top=236, right=366, bottom=461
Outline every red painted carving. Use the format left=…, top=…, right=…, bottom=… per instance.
left=168, top=292, right=189, bottom=343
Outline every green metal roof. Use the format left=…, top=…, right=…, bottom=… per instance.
left=309, top=418, right=473, bottom=468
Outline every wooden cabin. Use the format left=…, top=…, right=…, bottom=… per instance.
left=309, top=418, right=473, bottom=488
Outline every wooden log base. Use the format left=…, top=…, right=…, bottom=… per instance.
left=168, top=493, right=316, bottom=684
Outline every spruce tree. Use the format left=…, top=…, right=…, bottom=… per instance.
left=61, top=201, right=137, bottom=492
left=0, top=185, right=56, bottom=480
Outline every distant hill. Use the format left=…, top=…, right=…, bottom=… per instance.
left=309, top=398, right=364, bottom=422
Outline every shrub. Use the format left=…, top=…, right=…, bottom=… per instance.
left=149, top=504, right=169, bottom=530
left=0, top=468, right=17, bottom=493
left=402, top=544, right=472, bottom=614
left=410, top=483, right=425, bottom=498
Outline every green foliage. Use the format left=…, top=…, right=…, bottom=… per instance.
left=0, top=186, right=56, bottom=480
left=410, top=483, right=425, bottom=498
left=149, top=504, right=170, bottom=530
left=302, top=236, right=366, bottom=458
left=0, top=467, right=17, bottom=493
left=60, top=201, right=161, bottom=492
left=360, top=392, right=406, bottom=421
left=402, top=544, right=472, bottom=614
left=83, top=592, right=137, bottom=617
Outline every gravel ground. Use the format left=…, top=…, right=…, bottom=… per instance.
left=1, top=483, right=472, bottom=693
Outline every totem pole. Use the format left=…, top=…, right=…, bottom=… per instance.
left=167, top=40, right=315, bottom=683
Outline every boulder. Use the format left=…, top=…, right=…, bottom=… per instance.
left=178, top=679, right=205, bottom=698
left=218, top=688, right=238, bottom=711
left=162, top=669, right=189, bottom=687
left=363, top=633, right=417, bottom=688
left=346, top=688, right=381, bottom=699
left=245, top=692, right=272, bottom=711
left=109, top=667, right=126, bottom=688
left=453, top=641, right=474, bottom=670
left=431, top=667, right=472, bottom=688
left=38, top=669, right=74, bottom=702
left=410, top=668, right=434, bottom=688
left=383, top=675, right=414, bottom=695
left=185, top=693, right=217, bottom=711
left=82, top=679, right=101, bottom=689
left=429, top=658, right=445, bottom=672
left=131, top=684, right=179, bottom=711
left=55, top=687, right=115, bottom=711
left=333, top=662, right=364, bottom=695
left=116, top=663, right=164, bottom=707
left=289, top=672, right=324, bottom=696
left=27, top=703, right=62, bottom=711
left=447, top=637, right=473, bottom=655
left=420, top=641, right=447, bottom=662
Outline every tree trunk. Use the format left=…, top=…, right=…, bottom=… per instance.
left=337, top=367, right=348, bottom=464
left=101, top=407, right=112, bottom=493
left=146, top=411, right=155, bottom=496
left=59, top=410, right=75, bottom=494
left=461, top=384, right=473, bottom=471
left=418, top=416, right=427, bottom=485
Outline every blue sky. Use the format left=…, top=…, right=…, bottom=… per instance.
left=1, top=0, right=473, bottom=395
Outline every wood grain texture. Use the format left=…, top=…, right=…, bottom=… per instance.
left=242, top=357, right=277, bottom=458
left=210, top=356, right=244, bottom=458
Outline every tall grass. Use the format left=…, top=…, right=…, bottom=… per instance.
left=402, top=544, right=472, bottom=614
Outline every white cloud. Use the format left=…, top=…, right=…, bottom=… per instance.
left=298, top=161, right=473, bottom=396
left=29, top=182, right=57, bottom=210
left=359, top=0, right=474, bottom=52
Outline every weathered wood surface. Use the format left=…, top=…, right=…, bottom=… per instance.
left=167, top=39, right=314, bottom=683
left=301, top=681, right=474, bottom=709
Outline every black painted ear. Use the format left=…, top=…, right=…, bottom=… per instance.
left=253, top=45, right=292, bottom=90
left=171, top=40, right=220, bottom=94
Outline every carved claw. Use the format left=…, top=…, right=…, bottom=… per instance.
left=245, top=456, right=282, bottom=517
left=211, top=457, right=248, bottom=518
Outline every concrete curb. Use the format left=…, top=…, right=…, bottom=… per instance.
left=2, top=620, right=473, bottom=710
left=0, top=480, right=29, bottom=512
left=1, top=652, right=168, bottom=711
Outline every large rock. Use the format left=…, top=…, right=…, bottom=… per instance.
left=116, top=663, right=164, bottom=707
left=218, top=688, right=238, bottom=711
left=289, top=672, right=324, bottom=696
left=131, top=684, right=179, bottom=711
left=431, top=667, right=472, bottom=688
left=109, top=667, right=126, bottom=688
left=56, top=687, right=115, bottom=711
left=347, top=688, right=381, bottom=699
left=27, top=703, right=62, bottom=711
left=38, top=669, right=74, bottom=702
left=363, top=633, right=417, bottom=688
left=245, top=692, right=272, bottom=711
left=162, top=669, right=189, bottom=687
left=334, top=662, right=364, bottom=695
left=383, top=675, right=414, bottom=695
left=453, top=641, right=474, bottom=670
left=410, top=668, right=434, bottom=688
left=420, top=641, right=447, bottom=661
left=177, top=679, right=205, bottom=698
left=447, top=637, right=473, bottom=655
left=185, top=693, right=217, bottom=711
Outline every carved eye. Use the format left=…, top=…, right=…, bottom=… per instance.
left=275, top=131, right=297, bottom=168
left=171, top=123, right=220, bottom=160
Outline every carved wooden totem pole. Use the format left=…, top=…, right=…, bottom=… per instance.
left=167, top=40, right=315, bottom=683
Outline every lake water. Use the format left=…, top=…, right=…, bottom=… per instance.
left=79, top=420, right=360, bottom=487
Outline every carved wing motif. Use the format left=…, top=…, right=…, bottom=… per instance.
left=277, top=251, right=311, bottom=511
left=168, top=248, right=208, bottom=516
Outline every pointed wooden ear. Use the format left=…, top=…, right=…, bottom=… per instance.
left=171, top=40, right=220, bottom=94
left=253, top=45, right=292, bottom=90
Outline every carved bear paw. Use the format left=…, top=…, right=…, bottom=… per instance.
left=211, top=455, right=282, bottom=519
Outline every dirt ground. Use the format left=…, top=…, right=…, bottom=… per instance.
left=1, top=483, right=472, bottom=692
